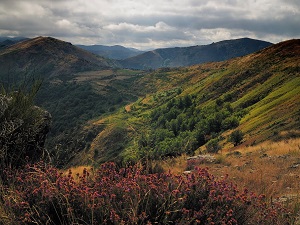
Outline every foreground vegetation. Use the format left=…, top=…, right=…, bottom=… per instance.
left=0, top=162, right=292, bottom=224
left=162, top=138, right=300, bottom=219
left=0, top=86, right=296, bottom=224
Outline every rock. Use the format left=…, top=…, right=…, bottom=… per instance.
left=187, top=154, right=216, bottom=163
left=260, top=153, right=268, bottom=158
left=289, top=163, right=300, bottom=169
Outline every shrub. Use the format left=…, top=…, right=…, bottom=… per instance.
left=229, top=130, right=244, bottom=146
left=206, top=138, right=221, bottom=153
left=0, top=84, right=51, bottom=169
left=1, top=162, right=290, bottom=224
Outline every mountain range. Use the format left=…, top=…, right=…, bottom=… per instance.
left=0, top=36, right=29, bottom=50
left=77, top=44, right=144, bottom=60
left=119, top=38, right=272, bottom=69
left=0, top=36, right=299, bottom=167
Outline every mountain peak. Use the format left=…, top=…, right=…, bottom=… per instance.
left=0, top=36, right=113, bottom=79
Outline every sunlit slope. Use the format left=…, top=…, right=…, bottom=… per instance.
left=72, top=39, right=300, bottom=166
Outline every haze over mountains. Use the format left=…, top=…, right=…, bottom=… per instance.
left=76, top=38, right=272, bottom=69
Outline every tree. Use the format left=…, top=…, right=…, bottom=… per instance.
left=229, top=130, right=244, bottom=146
left=205, top=138, right=221, bottom=153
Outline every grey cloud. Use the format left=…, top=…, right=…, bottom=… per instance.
left=0, top=0, right=299, bottom=49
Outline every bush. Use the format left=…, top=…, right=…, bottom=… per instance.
left=229, top=130, right=244, bottom=146
left=0, top=84, right=51, bottom=169
left=1, top=162, right=290, bottom=224
left=206, top=138, right=221, bottom=153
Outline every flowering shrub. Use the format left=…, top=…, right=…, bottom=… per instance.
left=2, top=162, right=290, bottom=224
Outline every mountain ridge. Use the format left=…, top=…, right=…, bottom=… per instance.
left=77, top=44, right=144, bottom=60
left=119, top=38, right=273, bottom=69
left=0, top=36, right=114, bottom=82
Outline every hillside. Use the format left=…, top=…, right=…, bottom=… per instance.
left=0, top=36, right=145, bottom=166
left=0, top=37, right=29, bottom=50
left=72, top=39, right=300, bottom=166
left=0, top=36, right=114, bottom=83
left=120, top=38, right=272, bottom=69
left=77, top=44, right=144, bottom=60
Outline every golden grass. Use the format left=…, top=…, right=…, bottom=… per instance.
left=160, top=138, right=300, bottom=212
left=0, top=204, right=12, bottom=225
left=234, top=137, right=300, bottom=156
left=62, top=165, right=93, bottom=182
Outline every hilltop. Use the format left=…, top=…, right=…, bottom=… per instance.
left=72, top=39, right=300, bottom=166
left=0, top=36, right=114, bottom=82
left=119, top=38, right=272, bottom=69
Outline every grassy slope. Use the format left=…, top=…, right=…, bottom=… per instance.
left=159, top=138, right=300, bottom=217
left=70, top=39, right=300, bottom=166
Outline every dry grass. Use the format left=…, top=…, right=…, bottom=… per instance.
left=160, top=138, right=300, bottom=217
left=0, top=205, right=12, bottom=225
left=62, top=165, right=93, bottom=182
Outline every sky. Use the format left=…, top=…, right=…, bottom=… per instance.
left=0, top=0, right=299, bottom=50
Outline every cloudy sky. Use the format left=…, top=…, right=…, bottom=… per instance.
left=0, top=0, right=299, bottom=49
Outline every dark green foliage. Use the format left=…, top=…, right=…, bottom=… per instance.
left=0, top=83, right=51, bottom=169
left=139, top=93, right=241, bottom=159
left=221, top=116, right=239, bottom=130
left=35, top=79, right=138, bottom=166
left=205, top=138, right=221, bottom=153
left=229, top=130, right=244, bottom=146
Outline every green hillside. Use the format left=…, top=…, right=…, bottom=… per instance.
left=71, top=39, right=300, bottom=166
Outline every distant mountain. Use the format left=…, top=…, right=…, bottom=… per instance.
left=120, top=38, right=273, bottom=70
left=77, top=44, right=144, bottom=60
left=0, top=36, right=114, bottom=82
left=0, top=36, right=28, bottom=42
left=0, top=36, right=29, bottom=50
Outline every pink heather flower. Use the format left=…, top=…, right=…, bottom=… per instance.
left=111, top=194, right=116, bottom=199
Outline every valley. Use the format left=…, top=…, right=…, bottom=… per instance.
left=80, top=39, right=300, bottom=166
left=0, top=36, right=299, bottom=224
